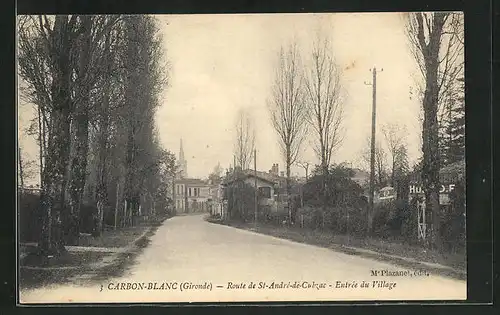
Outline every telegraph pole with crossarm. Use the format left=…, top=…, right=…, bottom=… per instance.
left=364, top=67, right=383, bottom=235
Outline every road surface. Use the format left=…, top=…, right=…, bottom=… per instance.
left=20, top=214, right=466, bottom=303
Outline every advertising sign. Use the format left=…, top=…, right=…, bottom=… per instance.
left=408, top=184, right=456, bottom=205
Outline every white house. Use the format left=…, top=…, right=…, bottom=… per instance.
left=222, top=169, right=285, bottom=213
left=208, top=182, right=225, bottom=216
left=174, top=178, right=211, bottom=213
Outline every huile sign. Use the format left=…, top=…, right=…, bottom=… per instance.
left=409, top=184, right=456, bottom=195
left=409, top=184, right=456, bottom=205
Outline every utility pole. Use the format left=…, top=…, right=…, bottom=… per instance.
left=365, top=67, right=382, bottom=235
left=185, top=184, right=188, bottom=214
left=254, top=148, right=257, bottom=226
left=114, top=182, right=119, bottom=230
left=172, top=172, right=176, bottom=214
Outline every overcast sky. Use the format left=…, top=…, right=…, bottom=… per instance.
left=19, top=13, right=427, bottom=184
left=155, top=13, right=423, bottom=179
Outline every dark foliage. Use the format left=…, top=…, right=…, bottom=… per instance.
left=18, top=192, right=41, bottom=243
left=295, top=165, right=368, bottom=234
left=225, top=179, right=257, bottom=222
left=295, top=165, right=465, bottom=254
left=441, top=180, right=466, bottom=252
left=303, top=165, right=363, bottom=208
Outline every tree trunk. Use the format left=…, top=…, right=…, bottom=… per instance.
left=67, top=16, right=93, bottom=245
left=391, top=156, right=396, bottom=187
left=322, top=162, right=328, bottom=214
left=37, top=104, right=44, bottom=188
left=421, top=13, right=446, bottom=250
left=38, top=16, right=74, bottom=256
left=286, top=149, right=292, bottom=223
left=123, top=16, right=140, bottom=227
left=95, top=24, right=112, bottom=236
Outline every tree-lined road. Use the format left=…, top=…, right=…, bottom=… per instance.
left=20, top=214, right=466, bottom=303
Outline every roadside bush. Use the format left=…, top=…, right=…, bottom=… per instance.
left=302, top=165, right=364, bottom=209
left=372, top=201, right=394, bottom=238
left=333, top=205, right=368, bottom=236
left=18, top=191, right=41, bottom=243
left=296, top=205, right=320, bottom=229
left=399, top=197, right=421, bottom=245
left=441, top=181, right=466, bottom=253
left=226, top=180, right=257, bottom=222
left=372, top=199, right=412, bottom=240
left=296, top=203, right=368, bottom=236
left=265, top=211, right=289, bottom=226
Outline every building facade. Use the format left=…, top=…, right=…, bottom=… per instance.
left=174, top=178, right=211, bottom=213
left=208, top=183, right=224, bottom=216
left=173, top=139, right=211, bottom=214
left=221, top=169, right=284, bottom=215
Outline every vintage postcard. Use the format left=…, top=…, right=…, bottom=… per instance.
left=17, top=12, right=466, bottom=304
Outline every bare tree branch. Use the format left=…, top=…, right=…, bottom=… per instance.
left=303, top=35, right=345, bottom=174
left=268, top=41, right=309, bottom=194
left=381, top=123, right=407, bottom=185
left=234, top=108, right=255, bottom=170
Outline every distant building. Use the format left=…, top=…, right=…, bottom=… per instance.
left=208, top=181, right=224, bottom=216
left=174, top=178, right=211, bottom=213
left=173, top=139, right=210, bottom=213
left=222, top=169, right=278, bottom=208
left=221, top=164, right=298, bottom=214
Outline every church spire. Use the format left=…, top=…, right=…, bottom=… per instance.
left=179, top=138, right=185, bottom=161
left=178, top=138, right=187, bottom=178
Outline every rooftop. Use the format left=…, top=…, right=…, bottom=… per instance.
left=222, top=169, right=282, bottom=186
left=175, top=178, right=209, bottom=186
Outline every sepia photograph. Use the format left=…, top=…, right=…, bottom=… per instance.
left=17, top=12, right=466, bottom=304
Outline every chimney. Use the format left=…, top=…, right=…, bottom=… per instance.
left=275, top=164, right=279, bottom=176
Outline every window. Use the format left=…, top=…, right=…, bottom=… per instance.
left=258, top=187, right=272, bottom=199
left=189, top=188, right=192, bottom=197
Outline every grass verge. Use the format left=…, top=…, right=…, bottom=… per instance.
left=86, top=225, right=159, bottom=283
left=19, top=252, right=112, bottom=290
left=206, top=217, right=466, bottom=281
left=19, top=215, right=170, bottom=290
left=85, top=226, right=149, bottom=248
